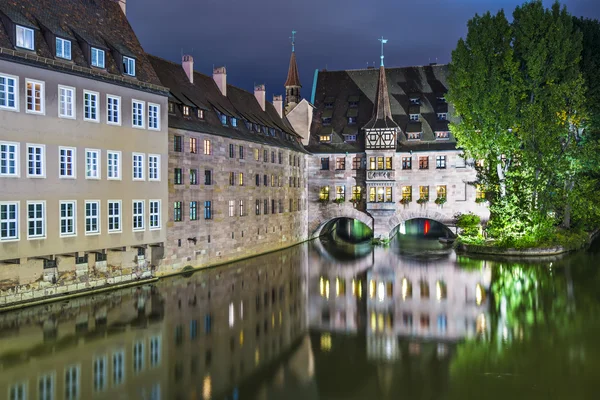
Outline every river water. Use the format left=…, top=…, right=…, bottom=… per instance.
left=1, top=234, right=599, bottom=400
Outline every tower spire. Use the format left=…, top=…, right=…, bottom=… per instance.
left=363, top=37, right=397, bottom=130
left=285, top=30, right=301, bottom=114
left=379, top=36, right=388, bottom=67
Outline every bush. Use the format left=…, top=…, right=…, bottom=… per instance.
left=455, top=212, right=481, bottom=237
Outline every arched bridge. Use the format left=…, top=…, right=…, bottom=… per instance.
left=309, top=204, right=374, bottom=239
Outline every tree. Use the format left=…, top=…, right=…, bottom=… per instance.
left=448, top=1, right=592, bottom=240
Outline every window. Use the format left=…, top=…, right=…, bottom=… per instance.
left=232, top=117, right=238, bottom=127
left=108, top=201, right=121, bottom=233
left=182, top=105, right=190, bottom=116
left=112, top=351, right=125, bottom=385
left=322, top=117, right=332, bottom=125
left=56, top=37, right=71, bottom=59
left=410, top=97, right=420, bottom=105
left=107, top=95, right=120, bottom=125
left=239, top=172, right=244, bottom=186
left=134, top=341, right=145, bottom=374
left=437, top=185, right=447, bottom=200
left=369, top=157, right=376, bottom=170
left=16, top=25, right=34, bottom=50
left=402, top=157, right=412, bottom=170
left=271, top=151, right=275, bottom=163
left=409, top=114, right=419, bottom=121
left=220, top=114, right=228, bottom=125
left=229, top=144, right=235, bottom=158
left=368, top=187, right=375, bottom=202
left=83, top=90, right=99, bottom=122
left=25, top=144, right=44, bottom=178
left=419, top=156, right=429, bottom=170
left=198, top=109, right=204, bottom=119
left=59, top=201, right=76, bottom=237
left=132, top=100, right=145, bottom=128
left=0, top=202, right=19, bottom=241
left=228, top=200, right=234, bottom=217
left=174, top=135, right=183, bottom=152
left=263, top=174, right=268, bottom=186
left=65, top=365, right=80, bottom=400
left=93, top=357, right=107, bottom=392
left=476, top=185, right=486, bottom=200
left=255, top=174, right=260, bottom=186
left=189, top=201, right=197, bottom=221
left=344, top=134, right=357, bottom=142
left=263, top=149, right=268, bottom=162
left=385, top=157, right=393, bottom=170
left=148, top=154, right=160, bottom=181
left=91, top=47, right=105, bottom=68
left=320, top=158, right=329, bottom=170
left=319, top=186, right=329, bottom=201
left=203, top=139, right=212, bottom=155
left=348, top=117, right=357, bottom=125
left=352, top=185, right=362, bottom=201
left=239, top=146, right=244, bottom=159
left=173, top=201, right=182, bottom=222
left=190, top=168, right=198, bottom=185
left=204, top=169, right=212, bottom=185
left=386, top=187, right=393, bottom=202
left=335, top=157, right=345, bottom=170
left=204, top=201, right=212, bottom=219
left=59, top=147, right=76, bottom=178
left=436, top=131, right=450, bottom=139
left=437, top=113, right=447, bottom=121
left=85, top=201, right=100, bottom=235
left=419, top=186, right=429, bottom=201
left=278, top=152, right=283, bottom=164
left=58, top=86, right=75, bottom=119
left=0, top=74, right=18, bottom=110
left=150, top=336, right=161, bottom=367
left=85, top=149, right=100, bottom=179
left=254, top=148, right=259, bottom=161
left=26, top=79, right=44, bottom=114
left=437, top=95, right=446, bottom=103
left=39, top=373, right=55, bottom=400
left=123, top=56, right=136, bottom=76
left=377, top=157, right=384, bottom=170
left=107, top=151, right=121, bottom=180
left=319, top=135, right=331, bottom=142
left=174, top=168, right=183, bottom=185
left=133, top=200, right=144, bottom=231
left=263, top=199, right=268, bottom=214
left=436, top=155, right=447, bottom=169
left=402, top=186, right=412, bottom=201
left=229, top=172, right=235, bottom=186
left=148, top=103, right=160, bottom=130
left=150, top=200, right=161, bottom=229
left=132, top=153, right=145, bottom=180
left=168, top=102, right=174, bottom=113
left=256, top=199, right=261, bottom=215
left=239, top=200, right=245, bottom=216
left=271, top=175, right=275, bottom=187
left=271, top=199, right=275, bottom=214
left=336, top=186, right=345, bottom=200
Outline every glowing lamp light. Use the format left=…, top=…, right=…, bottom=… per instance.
left=203, top=375, right=212, bottom=400
left=325, top=280, right=330, bottom=299
left=424, top=220, right=430, bottom=235
left=319, top=277, right=324, bottom=297
left=399, top=221, right=406, bottom=235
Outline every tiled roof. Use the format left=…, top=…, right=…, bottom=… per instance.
left=306, top=64, right=459, bottom=153
left=284, top=51, right=301, bottom=87
left=0, top=0, right=165, bottom=92
left=147, top=55, right=308, bottom=154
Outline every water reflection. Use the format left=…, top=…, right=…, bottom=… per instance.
left=1, top=237, right=599, bottom=399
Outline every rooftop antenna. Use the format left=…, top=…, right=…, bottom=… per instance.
left=290, top=30, right=297, bottom=52
left=379, top=36, right=388, bottom=67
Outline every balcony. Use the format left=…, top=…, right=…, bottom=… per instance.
left=367, top=170, right=395, bottom=181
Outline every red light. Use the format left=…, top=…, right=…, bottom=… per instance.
left=424, top=220, right=430, bottom=235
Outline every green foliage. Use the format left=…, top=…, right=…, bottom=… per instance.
left=399, top=197, right=411, bottom=205
left=416, top=197, right=429, bottom=205
left=434, top=197, right=447, bottom=205
left=455, top=212, right=481, bottom=237
left=332, top=197, right=344, bottom=205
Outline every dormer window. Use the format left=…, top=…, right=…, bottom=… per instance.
left=409, top=114, right=419, bottom=121
left=269, top=128, right=275, bottom=136
left=198, top=109, right=204, bottom=119
left=182, top=105, right=190, bottom=116
left=437, top=113, right=447, bottom=121
left=91, top=48, right=105, bottom=68
left=344, top=134, right=357, bottom=142
left=168, top=102, right=175, bottom=114
left=16, top=25, right=34, bottom=50
left=410, top=97, right=420, bottom=105
left=407, top=132, right=421, bottom=140
left=319, top=135, right=331, bottom=143
left=55, top=37, right=71, bottom=60
left=437, top=96, right=446, bottom=103
left=220, top=114, right=228, bottom=125
left=123, top=56, right=136, bottom=77
left=348, top=116, right=357, bottom=125
left=231, top=117, right=237, bottom=127
left=322, top=117, right=332, bottom=125
left=436, top=131, right=450, bottom=140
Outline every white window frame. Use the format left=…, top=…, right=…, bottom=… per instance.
left=26, top=144, right=45, bottom=178
left=59, top=200, right=77, bottom=237
left=91, top=47, right=105, bottom=68
left=59, top=146, right=76, bottom=179
left=0, top=201, right=19, bottom=242
left=148, top=103, right=160, bottom=130
left=107, top=200, right=122, bottom=233
left=149, top=200, right=161, bottom=230
left=85, top=200, right=100, bottom=235
left=83, top=90, right=99, bottom=122
left=150, top=335, right=161, bottom=368
left=132, top=200, right=145, bottom=232
left=132, top=153, right=145, bottom=181
left=64, top=364, right=80, bottom=400
left=85, top=148, right=100, bottom=180
left=123, top=56, right=136, bottom=77
left=228, top=200, right=234, bottom=217
left=8, top=381, right=28, bottom=400
left=132, top=99, right=145, bottom=128
left=0, top=73, right=18, bottom=111
left=409, top=114, right=419, bottom=121
left=56, top=37, right=72, bottom=60
left=27, top=200, right=45, bottom=240
left=112, top=350, right=125, bottom=386
left=106, top=95, right=121, bottom=126
left=58, top=85, right=76, bottom=119
left=16, top=25, right=34, bottom=50
left=107, top=150, right=121, bottom=180
left=133, top=340, right=145, bottom=374
left=37, top=372, right=55, bottom=400
left=148, top=154, right=160, bottom=181
left=25, top=78, right=45, bottom=115
left=0, top=141, right=20, bottom=177
left=93, top=356, right=107, bottom=393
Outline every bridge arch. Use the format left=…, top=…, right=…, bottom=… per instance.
left=372, top=207, right=457, bottom=239
left=309, top=206, right=373, bottom=239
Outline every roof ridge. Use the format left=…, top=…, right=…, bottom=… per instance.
left=320, top=64, right=449, bottom=73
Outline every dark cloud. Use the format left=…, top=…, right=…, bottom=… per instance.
left=129, top=0, right=600, bottom=99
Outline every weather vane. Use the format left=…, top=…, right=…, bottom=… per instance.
left=290, top=30, right=297, bottom=52
left=379, top=36, right=388, bottom=67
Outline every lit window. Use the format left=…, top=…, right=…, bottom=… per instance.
left=385, top=157, right=392, bottom=170
left=436, top=131, right=450, bottom=139
left=59, top=147, right=76, bottom=178
left=319, top=135, right=331, bottom=142
left=476, top=185, right=486, bottom=201
left=203, top=139, right=211, bottom=155
left=148, top=154, right=160, bottom=181
left=407, top=132, right=421, bottom=140
left=319, top=186, right=330, bottom=201
left=108, top=201, right=121, bottom=233
left=56, top=37, right=71, bottom=59
left=377, top=157, right=384, bottom=170
left=107, top=151, right=121, bottom=180
left=59, top=201, right=76, bottom=237
left=148, top=103, right=160, bottom=130
left=27, top=144, right=44, bottom=177
left=197, top=109, right=204, bottom=119
left=0, top=202, right=19, bottom=241
left=58, top=85, right=75, bottom=119
left=402, top=186, right=412, bottom=202
left=336, top=185, right=345, bottom=200
left=437, top=185, right=447, bottom=200
left=352, top=156, right=362, bottom=170
left=190, top=137, right=198, bottom=154
left=0, top=74, right=18, bottom=110
left=85, top=201, right=100, bottom=235
left=419, top=186, right=429, bottom=201
left=239, top=172, right=244, bottom=186
left=91, top=47, right=105, bottom=68
left=228, top=200, right=234, bottom=217
left=132, top=100, right=145, bottom=128
left=84, top=90, right=99, bottom=122
left=133, top=200, right=144, bottom=231
left=26, top=79, right=44, bottom=114
left=149, top=200, right=161, bottom=229
left=107, top=95, right=120, bottom=125
left=0, top=141, right=19, bottom=177
left=239, top=200, right=245, bottom=216
left=123, top=56, right=136, bottom=76
left=16, top=25, right=34, bottom=50
left=85, top=149, right=100, bottom=179
left=352, top=185, right=362, bottom=201
left=132, top=153, right=145, bottom=180
left=419, top=156, right=428, bottom=170
left=183, top=105, right=190, bottom=116
left=335, top=157, right=345, bottom=170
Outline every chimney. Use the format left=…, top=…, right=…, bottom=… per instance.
left=182, top=55, right=194, bottom=84
left=254, top=84, right=266, bottom=111
left=213, top=66, right=227, bottom=96
left=119, top=0, right=126, bottom=15
left=273, top=95, right=283, bottom=118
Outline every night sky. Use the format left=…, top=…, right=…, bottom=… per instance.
left=129, top=0, right=600, bottom=99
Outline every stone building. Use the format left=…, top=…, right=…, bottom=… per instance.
left=0, top=1, right=169, bottom=285
left=295, top=55, right=490, bottom=239
left=147, top=54, right=309, bottom=272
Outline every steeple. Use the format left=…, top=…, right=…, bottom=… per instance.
left=363, top=37, right=397, bottom=130
left=285, top=30, right=301, bottom=114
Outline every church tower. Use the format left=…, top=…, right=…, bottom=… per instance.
left=284, top=31, right=302, bottom=115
